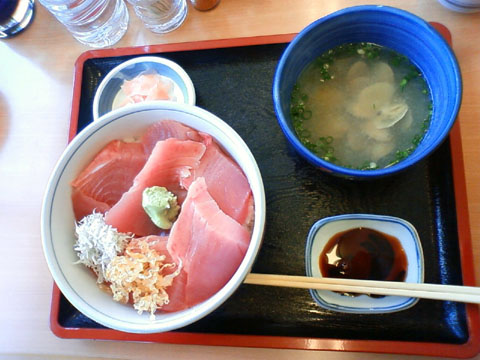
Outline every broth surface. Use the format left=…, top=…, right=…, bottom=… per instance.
left=291, top=43, right=432, bottom=169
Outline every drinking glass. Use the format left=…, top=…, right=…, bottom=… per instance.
left=127, top=0, right=187, bottom=34
left=0, top=0, right=35, bottom=39
left=38, top=0, right=129, bottom=48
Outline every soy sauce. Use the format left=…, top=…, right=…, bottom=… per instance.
left=319, top=227, right=407, bottom=296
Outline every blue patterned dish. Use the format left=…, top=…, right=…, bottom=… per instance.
left=305, top=214, right=424, bottom=313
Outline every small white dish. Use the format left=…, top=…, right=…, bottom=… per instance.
left=437, top=0, right=480, bottom=12
left=305, top=214, right=424, bottom=314
left=93, top=56, right=196, bottom=120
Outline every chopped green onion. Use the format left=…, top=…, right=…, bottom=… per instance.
left=412, top=134, right=423, bottom=146
left=302, top=110, right=312, bottom=120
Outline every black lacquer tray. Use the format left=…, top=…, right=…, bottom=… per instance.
left=51, top=28, right=480, bottom=358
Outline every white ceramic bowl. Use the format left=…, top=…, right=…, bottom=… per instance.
left=305, top=214, right=424, bottom=313
left=437, top=0, right=480, bottom=12
left=92, top=56, right=196, bottom=121
left=41, top=102, right=266, bottom=333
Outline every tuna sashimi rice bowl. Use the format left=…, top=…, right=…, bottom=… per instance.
left=41, top=102, right=266, bottom=333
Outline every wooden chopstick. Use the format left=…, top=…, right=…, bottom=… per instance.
left=244, top=273, right=480, bottom=304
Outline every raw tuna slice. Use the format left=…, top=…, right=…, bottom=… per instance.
left=161, top=268, right=188, bottom=312
left=142, top=120, right=202, bottom=154
left=71, top=140, right=147, bottom=221
left=105, top=139, right=206, bottom=236
left=167, top=177, right=251, bottom=308
left=71, top=188, right=111, bottom=221
left=182, top=133, right=254, bottom=227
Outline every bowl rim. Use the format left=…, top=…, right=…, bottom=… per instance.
left=305, top=213, right=425, bottom=313
left=41, top=101, right=266, bottom=333
left=92, top=55, right=196, bottom=121
left=272, top=5, right=462, bottom=178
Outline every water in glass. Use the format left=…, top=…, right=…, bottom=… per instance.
left=127, top=0, right=187, bottom=34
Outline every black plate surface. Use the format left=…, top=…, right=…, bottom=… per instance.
left=60, top=43, right=467, bottom=344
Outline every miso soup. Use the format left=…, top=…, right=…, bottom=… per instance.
left=290, top=42, right=432, bottom=170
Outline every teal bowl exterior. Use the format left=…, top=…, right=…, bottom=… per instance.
left=273, top=5, right=462, bottom=179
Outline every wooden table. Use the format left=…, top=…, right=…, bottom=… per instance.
left=1, top=0, right=479, bottom=359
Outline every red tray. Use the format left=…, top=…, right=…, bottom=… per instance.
left=50, top=23, right=480, bottom=358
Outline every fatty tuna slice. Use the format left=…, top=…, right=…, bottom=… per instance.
left=105, top=138, right=206, bottom=236
left=182, top=133, right=254, bottom=227
left=71, top=140, right=147, bottom=221
left=141, top=120, right=202, bottom=154
left=167, top=177, right=251, bottom=308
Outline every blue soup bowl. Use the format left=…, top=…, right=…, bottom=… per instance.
left=272, top=6, right=462, bottom=179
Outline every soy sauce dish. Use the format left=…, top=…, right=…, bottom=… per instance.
left=305, top=214, right=424, bottom=313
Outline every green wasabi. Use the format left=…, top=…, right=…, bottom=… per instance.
left=142, top=186, right=180, bottom=230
